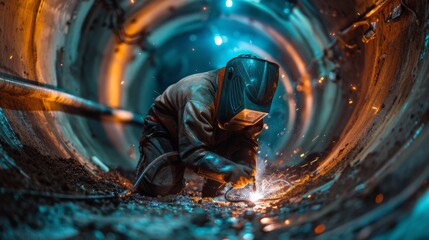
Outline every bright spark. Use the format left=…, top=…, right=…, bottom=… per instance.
left=249, top=177, right=292, bottom=202
left=249, top=192, right=263, bottom=202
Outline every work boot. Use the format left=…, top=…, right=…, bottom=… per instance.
left=135, top=153, right=185, bottom=197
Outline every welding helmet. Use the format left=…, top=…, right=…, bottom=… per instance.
left=217, top=54, right=279, bottom=130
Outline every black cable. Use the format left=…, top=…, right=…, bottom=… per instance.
left=0, top=188, right=117, bottom=201
left=118, top=151, right=179, bottom=198
left=224, top=187, right=254, bottom=205
left=0, top=151, right=180, bottom=201
left=1, top=151, right=284, bottom=203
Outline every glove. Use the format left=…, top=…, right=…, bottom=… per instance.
left=197, top=153, right=255, bottom=188
left=238, top=160, right=256, bottom=179
left=225, top=164, right=255, bottom=188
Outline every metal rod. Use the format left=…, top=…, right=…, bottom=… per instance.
left=0, top=74, right=144, bottom=125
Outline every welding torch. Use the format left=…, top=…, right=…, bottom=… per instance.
left=252, top=176, right=257, bottom=192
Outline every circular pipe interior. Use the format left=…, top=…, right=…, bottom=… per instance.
left=1, top=0, right=429, bottom=238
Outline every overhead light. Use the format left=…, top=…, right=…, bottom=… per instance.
left=214, top=35, right=223, bottom=46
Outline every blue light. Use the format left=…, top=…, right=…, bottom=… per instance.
left=214, top=35, right=223, bottom=46
left=226, top=0, right=233, bottom=8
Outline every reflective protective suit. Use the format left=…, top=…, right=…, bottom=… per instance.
left=136, top=69, right=262, bottom=197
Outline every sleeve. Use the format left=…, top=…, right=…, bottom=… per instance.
left=178, top=100, right=238, bottom=183
left=229, top=120, right=263, bottom=174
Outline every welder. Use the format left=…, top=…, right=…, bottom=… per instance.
left=135, top=54, right=279, bottom=198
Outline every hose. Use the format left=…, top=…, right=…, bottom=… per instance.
left=0, top=151, right=180, bottom=201
left=0, top=147, right=269, bottom=204
left=0, top=188, right=117, bottom=200
left=118, top=151, right=179, bottom=198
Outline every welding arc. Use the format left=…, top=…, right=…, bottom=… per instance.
left=0, top=152, right=180, bottom=201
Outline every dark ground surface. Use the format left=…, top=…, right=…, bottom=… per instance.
left=1, top=141, right=429, bottom=240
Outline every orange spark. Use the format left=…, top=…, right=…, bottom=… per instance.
left=375, top=193, right=384, bottom=204
left=314, top=224, right=326, bottom=234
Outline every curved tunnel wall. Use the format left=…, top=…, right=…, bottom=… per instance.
left=0, top=0, right=76, bottom=160
left=1, top=0, right=428, bottom=193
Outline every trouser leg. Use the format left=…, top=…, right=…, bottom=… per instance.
left=135, top=126, right=185, bottom=197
